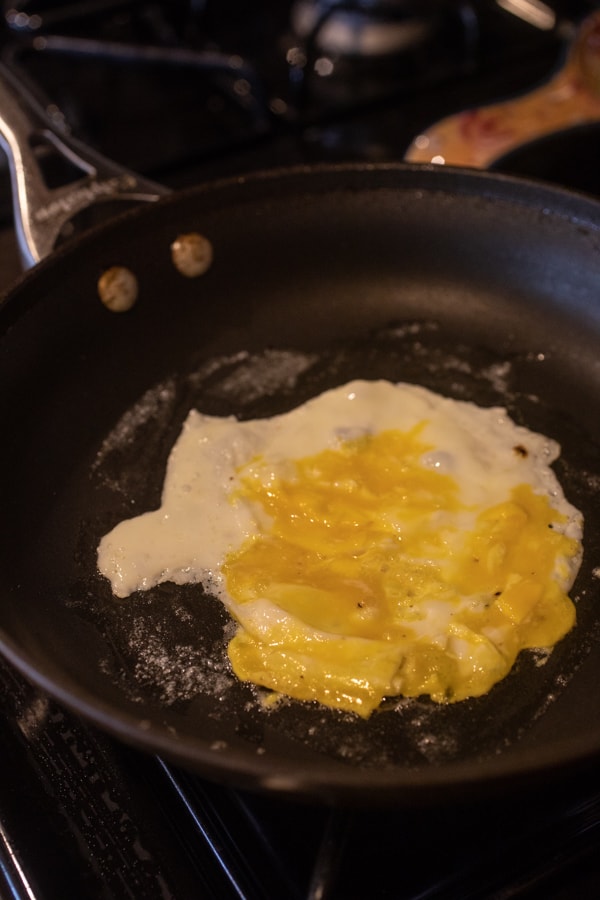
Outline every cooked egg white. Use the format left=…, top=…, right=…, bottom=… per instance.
left=97, top=380, right=583, bottom=717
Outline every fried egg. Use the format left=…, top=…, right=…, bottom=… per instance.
left=97, top=380, right=583, bottom=717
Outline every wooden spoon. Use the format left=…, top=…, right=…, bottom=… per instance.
left=404, top=12, right=600, bottom=169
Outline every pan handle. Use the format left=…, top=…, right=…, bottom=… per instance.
left=0, top=62, right=168, bottom=269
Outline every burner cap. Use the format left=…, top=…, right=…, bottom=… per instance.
left=291, top=0, right=455, bottom=58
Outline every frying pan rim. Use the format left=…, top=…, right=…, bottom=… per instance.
left=2, top=160, right=600, bottom=804
left=1, top=621, right=599, bottom=807
left=2, top=158, right=600, bottom=312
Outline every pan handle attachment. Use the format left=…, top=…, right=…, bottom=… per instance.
left=0, top=62, right=168, bottom=269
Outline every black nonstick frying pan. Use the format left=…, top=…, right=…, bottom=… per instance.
left=1, top=65, right=600, bottom=808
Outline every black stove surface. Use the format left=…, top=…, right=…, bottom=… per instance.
left=1, top=2, right=600, bottom=898
left=0, top=0, right=596, bottom=194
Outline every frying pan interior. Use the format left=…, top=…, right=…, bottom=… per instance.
left=1, top=164, right=600, bottom=805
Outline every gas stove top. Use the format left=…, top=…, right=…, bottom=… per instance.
left=0, top=0, right=595, bottom=188
left=1, top=3, right=600, bottom=898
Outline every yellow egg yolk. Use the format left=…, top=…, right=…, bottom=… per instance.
left=222, top=427, right=580, bottom=717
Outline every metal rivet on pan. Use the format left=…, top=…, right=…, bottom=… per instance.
left=170, top=232, right=213, bottom=278
left=98, top=266, right=139, bottom=312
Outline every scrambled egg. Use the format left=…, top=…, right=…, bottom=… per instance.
left=98, top=380, right=583, bottom=717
